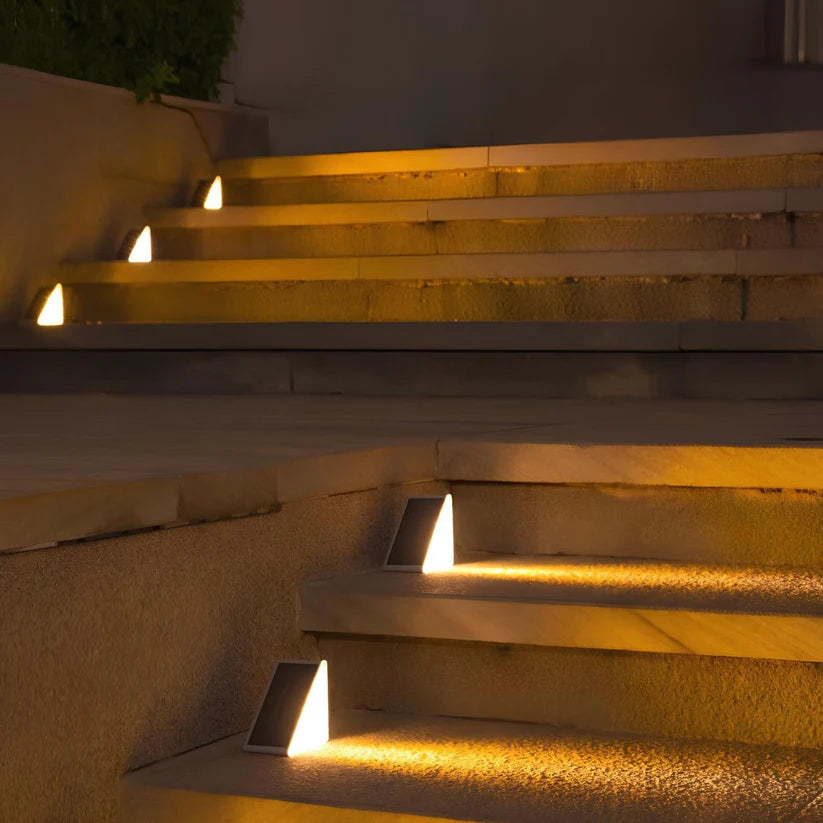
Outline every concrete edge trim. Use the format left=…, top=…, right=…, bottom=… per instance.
left=2, top=440, right=822, bottom=555
left=216, top=130, right=823, bottom=179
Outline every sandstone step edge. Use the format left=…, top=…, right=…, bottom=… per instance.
left=300, top=569, right=823, bottom=663
left=4, top=441, right=822, bottom=555
left=145, top=188, right=796, bottom=229
left=216, top=130, right=823, bottom=179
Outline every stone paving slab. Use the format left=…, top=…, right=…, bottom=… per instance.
left=2, top=396, right=823, bottom=552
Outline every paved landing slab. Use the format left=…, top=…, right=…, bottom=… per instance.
left=1, top=397, right=823, bottom=552
left=122, top=710, right=823, bottom=823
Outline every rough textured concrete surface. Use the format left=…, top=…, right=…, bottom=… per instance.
left=0, top=481, right=444, bottom=822
left=318, top=638, right=823, bottom=749
left=453, top=482, right=823, bottom=569
left=57, top=277, right=747, bottom=324
left=223, top=155, right=823, bottom=205
left=151, top=214, right=794, bottom=259
left=121, top=711, right=823, bottom=823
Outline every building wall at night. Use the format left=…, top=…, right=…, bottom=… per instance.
left=231, top=0, right=823, bottom=154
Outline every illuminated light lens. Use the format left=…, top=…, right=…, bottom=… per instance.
left=422, top=493, right=454, bottom=574
left=203, top=175, right=223, bottom=210
left=36, top=284, right=64, bottom=326
left=128, top=226, right=152, bottom=263
left=287, top=660, right=329, bottom=757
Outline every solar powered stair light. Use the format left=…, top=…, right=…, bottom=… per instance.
left=384, top=494, right=454, bottom=573
left=119, top=225, right=152, bottom=263
left=244, top=660, right=329, bottom=757
left=33, top=283, right=64, bottom=326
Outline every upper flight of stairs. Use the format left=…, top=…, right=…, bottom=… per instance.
left=9, top=130, right=823, bottom=397
left=122, top=462, right=823, bottom=822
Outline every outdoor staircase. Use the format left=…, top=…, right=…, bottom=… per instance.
left=7, top=130, right=823, bottom=398
left=122, top=467, right=823, bottom=822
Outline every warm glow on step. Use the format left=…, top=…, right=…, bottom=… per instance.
left=437, top=560, right=822, bottom=601
left=203, top=176, right=223, bottom=210
left=37, top=284, right=64, bottom=326
left=128, top=226, right=152, bottom=263
left=287, top=660, right=329, bottom=757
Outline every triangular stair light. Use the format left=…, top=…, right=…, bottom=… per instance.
left=384, top=494, right=454, bottom=573
left=244, top=660, right=329, bottom=757
left=203, top=175, right=222, bottom=210
left=120, top=226, right=152, bottom=263
left=36, top=283, right=64, bottom=326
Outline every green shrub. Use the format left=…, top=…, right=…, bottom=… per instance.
left=0, top=0, right=243, bottom=102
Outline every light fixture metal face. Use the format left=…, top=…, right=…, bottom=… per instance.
left=244, top=660, right=329, bottom=757
left=384, top=494, right=454, bottom=573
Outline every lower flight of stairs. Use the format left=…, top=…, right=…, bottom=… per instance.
left=121, top=458, right=823, bottom=822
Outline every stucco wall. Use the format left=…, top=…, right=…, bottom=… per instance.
left=232, top=0, right=823, bottom=154
left=0, top=64, right=267, bottom=323
left=0, top=480, right=444, bottom=822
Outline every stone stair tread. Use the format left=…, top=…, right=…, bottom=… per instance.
left=300, top=556, right=823, bottom=662
left=145, top=188, right=798, bottom=228
left=308, top=554, right=823, bottom=614
left=122, top=709, right=823, bottom=823
left=215, top=130, right=823, bottom=179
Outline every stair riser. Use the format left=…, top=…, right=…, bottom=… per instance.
left=223, top=155, right=823, bottom=206
left=4, top=351, right=823, bottom=399
left=453, top=483, right=823, bottom=570
left=151, top=215, right=801, bottom=259
left=55, top=278, right=750, bottom=323
left=316, top=636, right=823, bottom=749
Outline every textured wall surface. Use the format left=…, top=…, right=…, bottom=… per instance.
left=0, top=480, right=443, bottom=822
left=0, top=64, right=267, bottom=322
left=233, top=0, right=823, bottom=154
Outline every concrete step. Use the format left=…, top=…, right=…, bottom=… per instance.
left=10, top=317, right=823, bottom=351
left=319, top=636, right=823, bottom=748
left=150, top=213, right=807, bottom=259
left=300, top=555, right=823, bottom=663
left=216, top=130, right=823, bottom=179
left=52, top=249, right=823, bottom=285
left=452, top=483, right=823, bottom=571
left=222, top=156, right=823, bottom=206
left=121, top=709, right=823, bottom=823
left=4, top=349, right=823, bottom=399
left=27, top=273, right=823, bottom=324
left=149, top=188, right=816, bottom=228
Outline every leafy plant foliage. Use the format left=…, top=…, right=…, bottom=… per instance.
left=0, top=0, right=242, bottom=101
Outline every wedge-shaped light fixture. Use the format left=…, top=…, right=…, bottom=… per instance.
left=244, top=660, right=329, bottom=757
left=384, top=494, right=454, bottom=573
left=36, top=283, right=64, bottom=326
left=203, top=175, right=223, bottom=210
left=121, top=226, right=152, bottom=263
